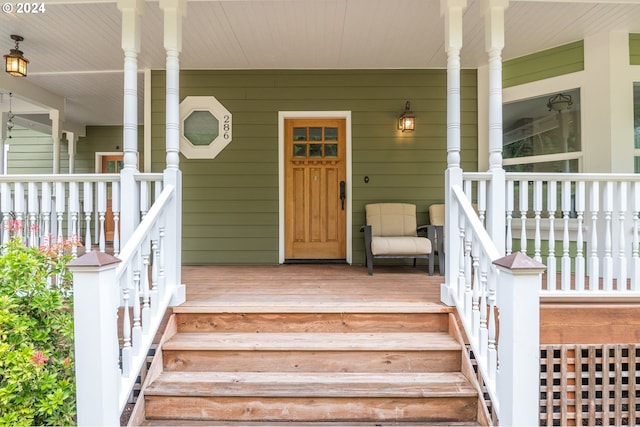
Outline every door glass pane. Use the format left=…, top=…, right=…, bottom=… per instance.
left=309, top=127, right=322, bottom=141
left=324, top=127, right=338, bottom=141
left=293, top=144, right=307, bottom=157
left=324, top=144, right=338, bottom=157
left=293, top=128, right=307, bottom=141
left=106, top=161, right=116, bottom=173
left=309, top=144, right=322, bottom=157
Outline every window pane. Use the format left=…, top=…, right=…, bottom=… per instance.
left=503, top=89, right=581, bottom=167
left=293, top=144, right=306, bottom=157
left=504, top=159, right=580, bottom=173
left=309, top=144, right=322, bottom=157
left=293, top=128, right=307, bottom=141
left=183, top=110, right=219, bottom=146
left=324, top=127, right=338, bottom=141
left=324, top=144, right=338, bottom=157
left=309, top=127, right=322, bottom=141
left=635, top=156, right=640, bottom=173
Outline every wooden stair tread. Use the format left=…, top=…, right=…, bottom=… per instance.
left=173, top=303, right=454, bottom=314
left=145, top=371, right=477, bottom=397
left=163, top=331, right=460, bottom=351
left=142, top=420, right=482, bottom=426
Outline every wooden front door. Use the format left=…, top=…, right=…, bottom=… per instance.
left=285, top=118, right=347, bottom=260
left=101, top=155, right=123, bottom=242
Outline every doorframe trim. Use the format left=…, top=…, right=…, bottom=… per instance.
left=277, top=111, right=352, bottom=264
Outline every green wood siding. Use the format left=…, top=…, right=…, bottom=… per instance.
left=503, top=41, right=584, bottom=88
left=630, top=34, right=640, bottom=65
left=75, top=126, right=143, bottom=173
left=151, top=69, right=477, bottom=265
left=6, top=126, right=68, bottom=174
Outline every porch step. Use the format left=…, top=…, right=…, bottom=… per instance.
left=174, top=311, right=450, bottom=333
left=162, top=331, right=462, bottom=373
left=139, top=310, right=484, bottom=425
left=144, top=371, right=478, bottom=422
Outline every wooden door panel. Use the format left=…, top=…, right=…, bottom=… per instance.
left=285, top=119, right=346, bottom=260
left=101, top=155, right=123, bottom=242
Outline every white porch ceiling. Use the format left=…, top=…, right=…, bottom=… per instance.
left=1, top=0, right=640, bottom=129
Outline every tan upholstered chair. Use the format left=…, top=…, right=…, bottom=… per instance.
left=362, top=203, right=434, bottom=275
left=428, top=204, right=445, bottom=275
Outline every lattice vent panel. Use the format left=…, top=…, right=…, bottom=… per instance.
left=540, top=344, right=640, bottom=426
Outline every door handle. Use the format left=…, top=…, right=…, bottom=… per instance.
left=339, top=181, right=346, bottom=210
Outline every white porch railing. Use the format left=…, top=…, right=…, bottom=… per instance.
left=445, top=180, right=545, bottom=426
left=0, top=173, right=163, bottom=256
left=462, top=172, right=640, bottom=297
left=69, top=182, right=181, bottom=426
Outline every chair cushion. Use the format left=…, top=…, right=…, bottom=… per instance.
left=366, top=203, right=418, bottom=237
left=371, top=236, right=432, bottom=256
left=429, top=204, right=445, bottom=226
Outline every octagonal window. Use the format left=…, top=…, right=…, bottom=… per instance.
left=184, top=110, right=219, bottom=146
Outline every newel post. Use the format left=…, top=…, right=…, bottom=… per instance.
left=493, top=252, right=545, bottom=426
left=68, top=251, right=122, bottom=427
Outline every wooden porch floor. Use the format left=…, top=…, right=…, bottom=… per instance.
left=179, top=264, right=448, bottom=313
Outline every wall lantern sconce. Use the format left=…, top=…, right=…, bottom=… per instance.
left=398, top=101, right=415, bottom=132
left=4, top=35, right=28, bottom=77
left=546, top=93, right=572, bottom=112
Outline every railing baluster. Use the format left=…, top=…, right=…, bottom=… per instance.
left=633, top=182, right=640, bottom=291
left=55, top=182, right=65, bottom=255
left=487, top=266, right=497, bottom=381
left=151, top=229, right=159, bottom=317
left=121, top=275, right=132, bottom=378
left=603, top=181, right=614, bottom=291
left=477, top=179, right=486, bottom=225
left=589, top=181, right=600, bottom=289
left=41, top=182, right=51, bottom=251
left=14, top=182, right=25, bottom=242
left=547, top=181, right=557, bottom=291
left=1, top=182, right=11, bottom=247
left=132, top=252, right=142, bottom=356
left=140, top=180, right=150, bottom=220
left=479, top=255, right=488, bottom=360
left=561, top=180, right=571, bottom=291
left=506, top=180, right=514, bottom=255
left=69, top=182, right=79, bottom=257
left=519, top=180, right=528, bottom=254
left=533, top=180, right=542, bottom=262
left=28, top=182, right=39, bottom=248
left=97, top=181, right=106, bottom=253
left=617, top=182, right=627, bottom=290
left=83, top=182, right=93, bottom=251
left=141, top=237, right=151, bottom=334
left=471, top=238, right=480, bottom=336
left=575, top=181, right=586, bottom=291
left=112, top=182, right=120, bottom=256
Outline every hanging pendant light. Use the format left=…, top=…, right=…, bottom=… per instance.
left=4, top=35, right=28, bottom=77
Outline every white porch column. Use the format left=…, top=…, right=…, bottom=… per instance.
left=494, top=252, right=544, bottom=426
left=484, top=0, right=508, bottom=255
left=583, top=31, right=634, bottom=173
left=66, top=131, right=77, bottom=174
left=441, top=0, right=466, bottom=305
left=117, top=0, right=145, bottom=245
left=160, top=0, right=186, bottom=305
left=50, top=110, right=61, bottom=174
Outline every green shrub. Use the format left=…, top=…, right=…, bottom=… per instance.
left=0, top=238, right=76, bottom=426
